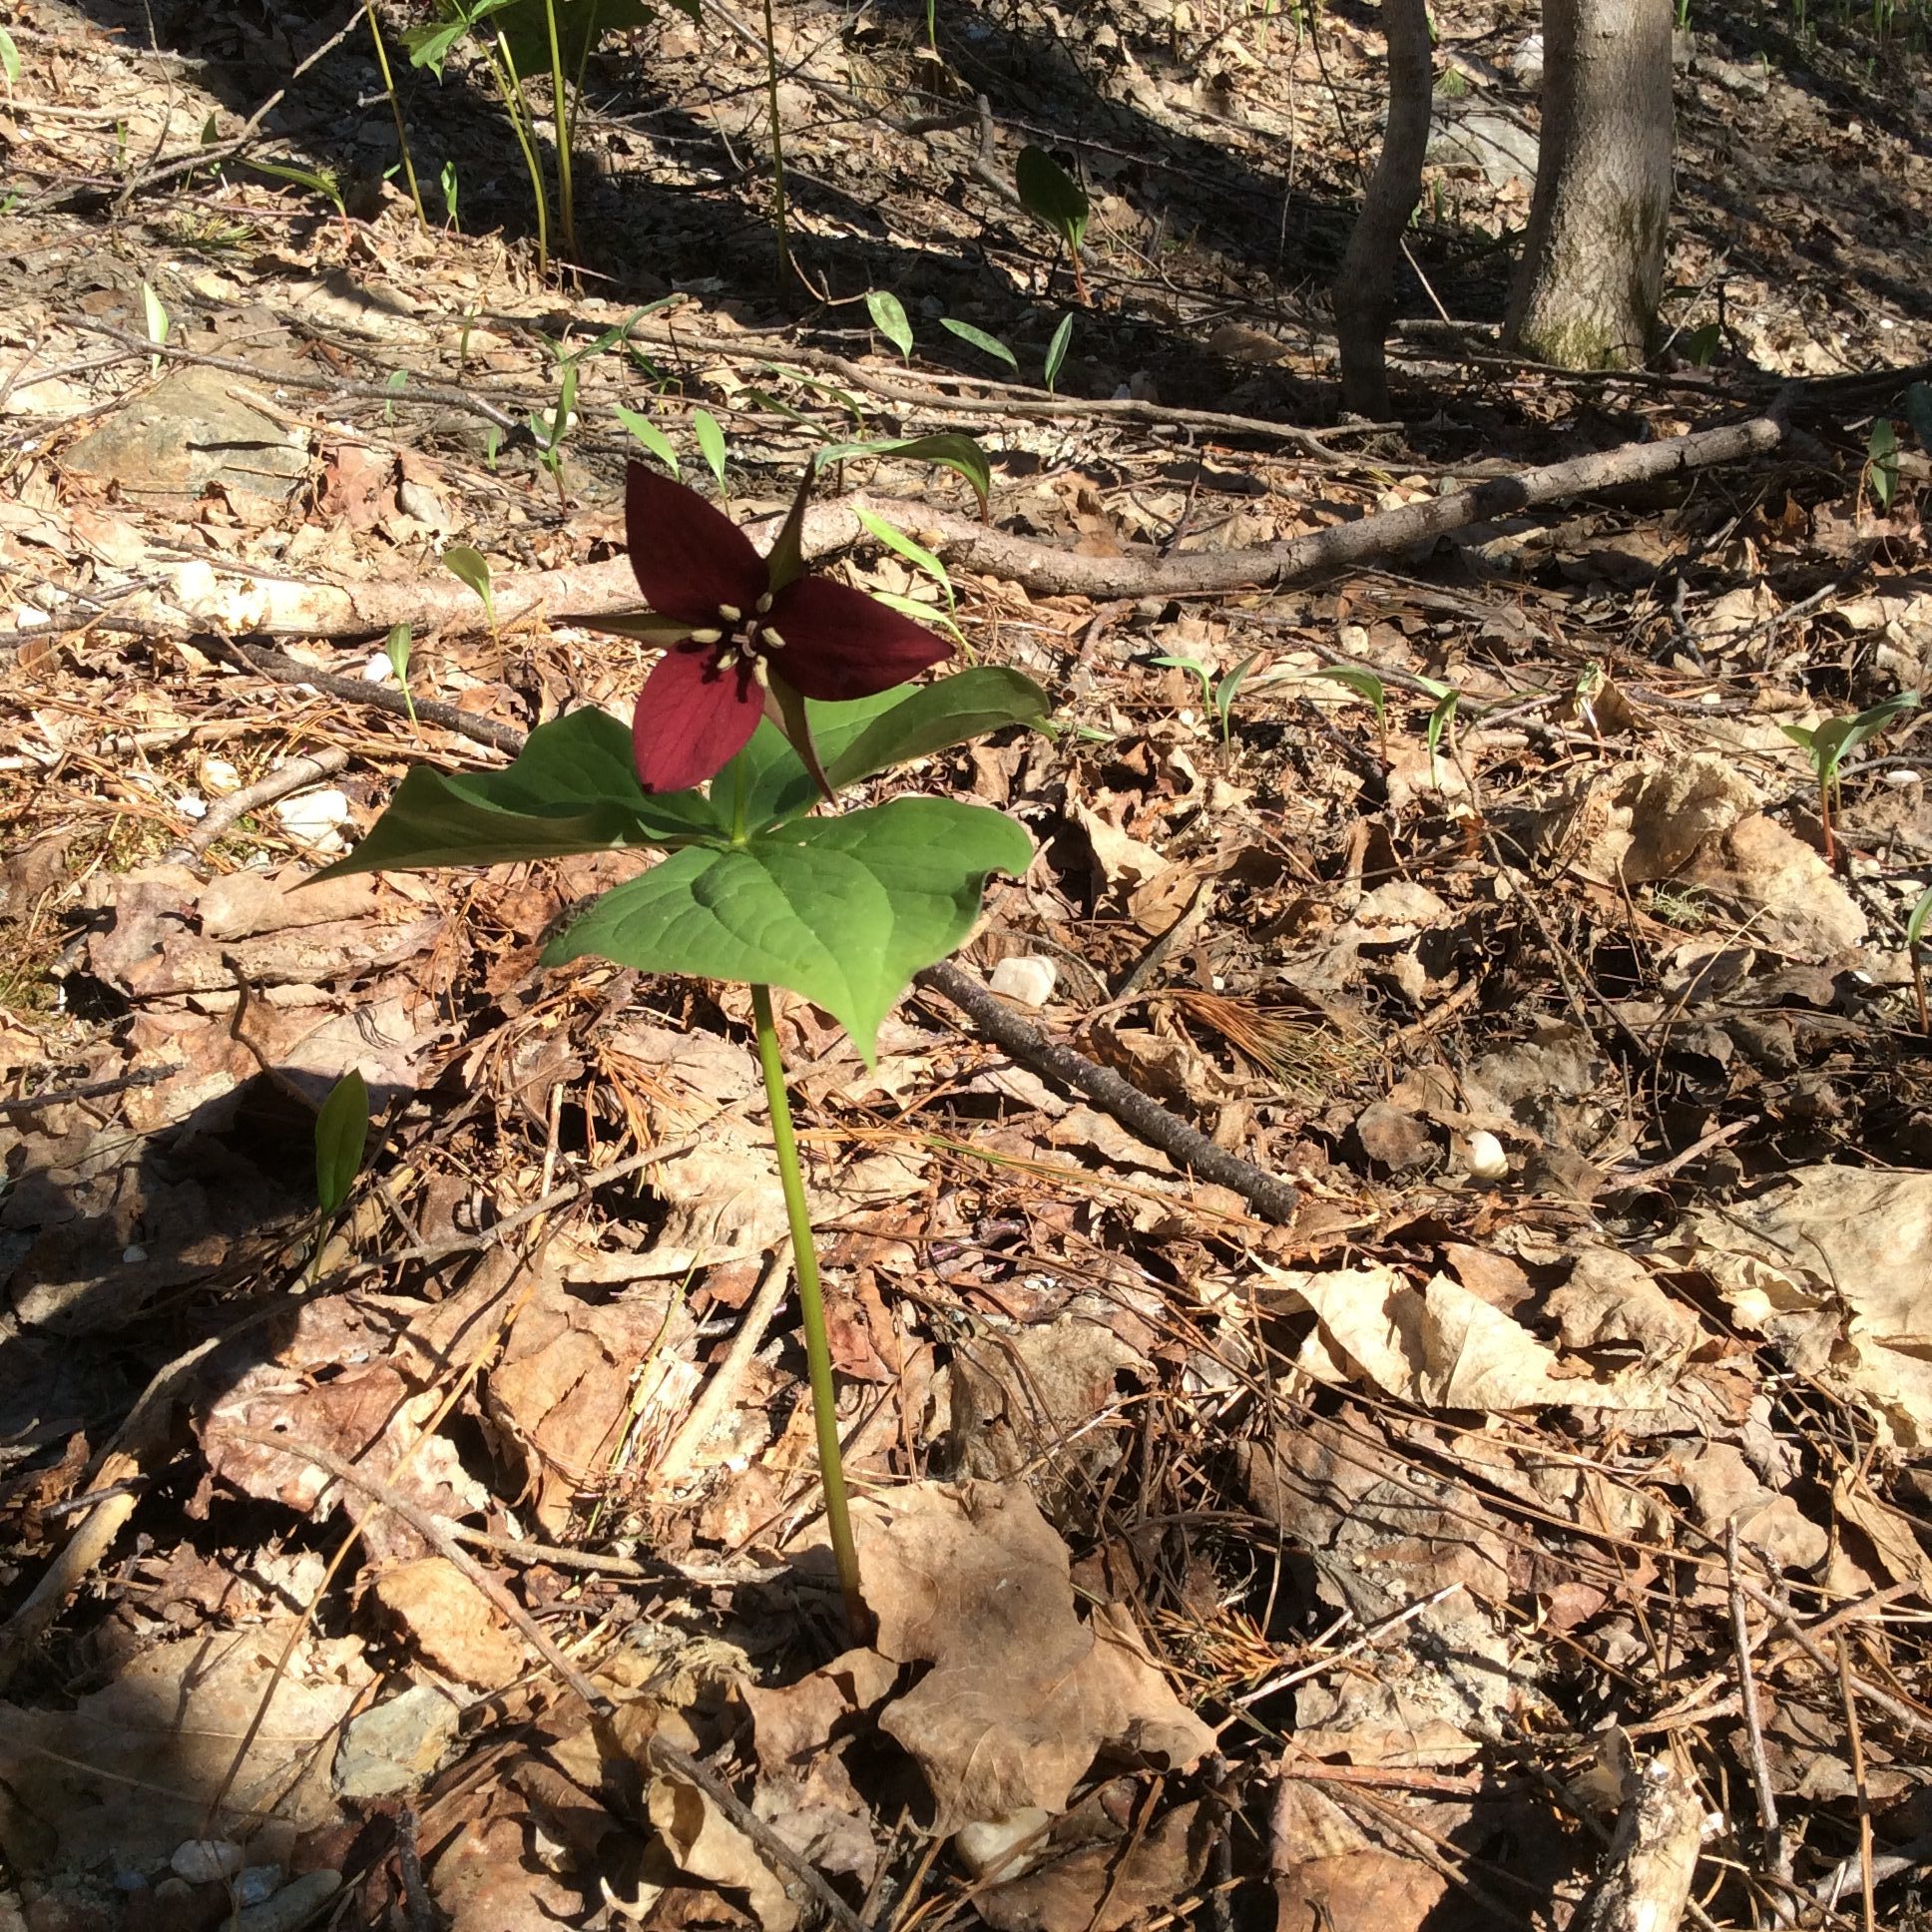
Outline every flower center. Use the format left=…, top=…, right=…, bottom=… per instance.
left=689, top=593, right=784, bottom=687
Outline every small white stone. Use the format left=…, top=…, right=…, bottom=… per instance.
left=954, top=1808, right=1053, bottom=1879
left=200, top=756, right=242, bottom=793
left=123, top=1244, right=148, bottom=1264
left=989, top=956, right=1058, bottom=1007
left=175, top=793, right=209, bottom=819
left=275, top=788, right=354, bottom=844
left=172, top=1839, right=243, bottom=1884
left=1461, top=1130, right=1509, bottom=1181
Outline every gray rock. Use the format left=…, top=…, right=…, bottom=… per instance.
left=1428, top=99, right=1540, bottom=192
left=64, top=363, right=309, bottom=502
left=331, top=1684, right=461, bottom=1799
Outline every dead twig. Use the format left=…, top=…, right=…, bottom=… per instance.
left=1726, top=1520, right=1793, bottom=1916
left=162, top=746, right=350, bottom=865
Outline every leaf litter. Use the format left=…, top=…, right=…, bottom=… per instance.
left=7, top=0, right=1932, bottom=1927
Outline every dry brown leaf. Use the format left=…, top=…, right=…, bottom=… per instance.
left=855, top=1483, right=1211, bottom=1834
left=1273, top=1849, right=1448, bottom=1932
left=648, top=1769, right=801, bottom=1932
left=976, top=1799, right=1209, bottom=1932
left=371, top=1556, right=525, bottom=1688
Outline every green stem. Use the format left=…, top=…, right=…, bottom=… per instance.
left=759, top=0, right=793, bottom=286
left=492, top=35, right=549, bottom=274
left=541, top=0, right=577, bottom=263
left=751, top=982, right=862, bottom=1634
left=364, top=2, right=426, bottom=229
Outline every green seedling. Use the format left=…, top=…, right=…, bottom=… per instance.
left=1416, top=675, right=1460, bottom=790
left=1909, top=883, right=1932, bottom=1034
left=311, top=1068, right=370, bottom=1283
left=1906, top=381, right=1932, bottom=454
left=1782, top=691, right=1919, bottom=863
left=386, top=623, right=420, bottom=731
left=441, top=544, right=497, bottom=640
left=0, top=25, right=21, bottom=90
left=616, top=405, right=681, bottom=475
left=867, top=289, right=915, bottom=363
left=1016, top=146, right=1091, bottom=302
left=1044, top=313, right=1074, bottom=394
left=483, top=425, right=503, bottom=470
left=1314, top=664, right=1389, bottom=763
left=530, top=355, right=580, bottom=506
left=440, top=159, right=461, bottom=230
left=1866, top=417, right=1900, bottom=515
left=383, top=368, right=408, bottom=425
left=940, top=317, right=1019, bottom=373
left=140, top=281, right=169, bottom=373
left=693, top=408, right=728, bottom=495
left=815, top=431, right=991, bottom=516
left=1686, top=320, right=1722, bottom=367
left=855, top=506, right=955, bottom=612
left=246, top=157, right=347, bottom=221
left=1151, top=652, right=1260, bottom=744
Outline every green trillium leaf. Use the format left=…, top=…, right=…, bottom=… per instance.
left=542, top=797, right=1034, bottom=1062
left=309, top=709, right=724, bottom=881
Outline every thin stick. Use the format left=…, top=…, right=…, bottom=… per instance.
left=655, top=1247, right=794, bottom=1482
left=1834, top=1633, right=1878, bottom=1932
left=1726, top=1522, right=1791, bottom=1912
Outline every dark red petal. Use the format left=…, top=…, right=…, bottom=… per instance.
left=632, top=645, right=762, bottom=792
left=625, top=463, right=767, bottom=624
left=764, top=577, right=953, bottom=702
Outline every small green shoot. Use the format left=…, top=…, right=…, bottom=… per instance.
left=440, top=158, right=461, bottom=229
left=855, top=506, right=954, bottom=612
left=1866, top=417, right=1900, bottom=515
left=1314, top=664, right=1389, bottom=763
left=311, top=1067, right=370, bottom=1281
left=815, top=431, right=991, bottom=516
left=140, top=281, right=169, bottom=373
left=1151, top=652, right=1259, bottom=744
left=246, top=156, right=347, bottom=221
left=616, top=405, right=681, bottom=475
left=867, top=289, right=915, bottom=363
left=386, top=623, right=420, bottom=731
left=442, top=544, right=497, bottom=639
left=1685, top=321, right=1722, bottom=367
left=941, top=318, right=1019, bottom=373
left=1016, top=146, right=1091, bottom=302
left=530, top=355, right=580, bottom=506
left=1782, top=691, right=1919, bottom=863
left=483, top=424, right=503, bottom=470
left=1044, top=313, right=1074, bottom=394
left=382, top=368, right=408, bottom=426
left=1909, top=883, right=1932, bottom=1034
left=694, top=408, right=728, bottom=495
left=1418, top=677, right=1460, bottom=790
left=0, top=26, right=21, bottom=90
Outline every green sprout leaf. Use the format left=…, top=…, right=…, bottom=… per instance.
left=439, top=158, right=460, bottom=228
left=814, top=431, right=991, bottom=514
left=866, top=289, right=915, bottom=362
left=1905, top=382, right=1932, bottom=457
left=853, top=505, right=954, bottom=609
left=440, top=544, right=495, bottom=629
left=1214, top=653, right=1260, bottom=742
left=1425, top=688, right=1460, bottom=786
left=1015, top=145, right=1090, bottom=251
left=314, top=1069, right=371, bottom=1219
left=1685, top=320, right=1721, bottom=367
left=1044, top=313, right=1074, bottom=394
left=1149, top=654, right=1213, bottom=712
left=0, top=26, right=21, bottom=89
left=245, top=157, right=346, bottom=218
left=140, top=281, right=170, bottom=371
left=693, top=407, right=728, bottom=492
left=545, top=797, right=1033, bottom=1063
left=1314, top=664, right=1387, bottom=721
left=1909, top=882, right=1932, bottom=956
left=616, top=404, right=681, bottom=475
left=385, top=623, right=419, bottom=730
left=1868, top=417, right=1900, bottom=514
left=940, top=317, right=1019, bottom=373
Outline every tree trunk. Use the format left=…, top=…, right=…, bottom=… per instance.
left=1505, top=0, right=1674, bottom=370
left=1334, top=0, right=1434, bottom=418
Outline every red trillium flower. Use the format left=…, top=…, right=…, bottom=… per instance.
left=624, top=463, right=952, bottom=794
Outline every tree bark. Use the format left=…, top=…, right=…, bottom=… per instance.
left=1506, top=0, right=1675, bottom=370
left=1335, top=0, right=1434, bottom=418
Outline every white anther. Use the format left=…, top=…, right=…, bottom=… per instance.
left=754, top=592, right=773, bottom=615
left=689, top=627, right=723, bottom=645
left=716, top=650, right=738, bottom=671
left=751, top=656, right=771, bottom=687
left=718, top=604, right=741, bottom=623
left=761, top=629, right=785, bottom=649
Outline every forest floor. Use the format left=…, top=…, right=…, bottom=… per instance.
left=7, top=0, right=1932, bottom=1928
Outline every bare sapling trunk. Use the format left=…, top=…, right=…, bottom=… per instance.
left=1334, top=0, right=1434, bottom=418
left=1506, top=0, right=1675, bottom=370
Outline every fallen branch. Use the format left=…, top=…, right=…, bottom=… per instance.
left=22, top=411, right=1788, bottom=644
left=913, top=960, right=1301, bottom=1224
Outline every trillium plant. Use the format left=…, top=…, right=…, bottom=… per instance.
left=317, top=461, right=1048, bottom=1628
